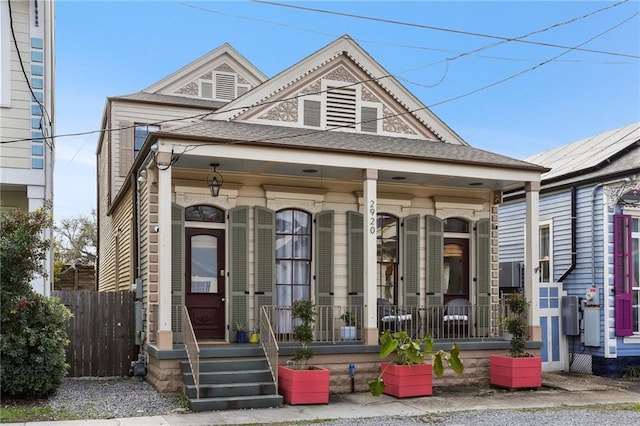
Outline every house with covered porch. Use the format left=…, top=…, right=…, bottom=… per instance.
left=96, top=35, right=547, bottom=408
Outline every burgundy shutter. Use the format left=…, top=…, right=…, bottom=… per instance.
left=614, top=214, right=633, bottom=336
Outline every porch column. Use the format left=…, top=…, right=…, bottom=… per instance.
left=156, top=165, right=173, bottom=350
left=363, top=169, right=378, bottom=344
left=524, top=181, right=541, bottom=341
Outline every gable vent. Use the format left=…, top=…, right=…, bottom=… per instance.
left=326, top=86, right=356, bottom=129
left=216, top=74, right=236, bottom=100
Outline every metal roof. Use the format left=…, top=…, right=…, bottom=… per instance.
left=524, top=122, right=640, bottom=181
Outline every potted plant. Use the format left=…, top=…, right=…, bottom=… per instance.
left=278, top=300, right=330, bottom=405
left=490, top=293, right=542, bottom=389
left=368, top=329, right=464, bottom=398
left=234, top=322, right=248, bottom=344
left=339, top=311, right=357, bottom=341
left=249, top=324, right=260, bottom=344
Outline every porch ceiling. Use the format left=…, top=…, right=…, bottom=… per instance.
left=172, top=154, right=523, bottom=191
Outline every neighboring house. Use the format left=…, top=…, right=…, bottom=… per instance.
left=54, top=263, right=96, bottom=291
left=0, top=0, right=55, bottom=296
left=499, top=123, right=640, bottom=377
left=96, top=35, right=547, bottom=396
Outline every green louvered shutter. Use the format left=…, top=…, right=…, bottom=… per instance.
left=347, top=211, right=364, bottom=309
left=402, top=215, right=420, bottom=308
left=425, top=215, right=443, bottom=307
left=315, top=211, right=334, bottom=339
left=229, top=206, right=249, bottom=341
left=254, top=206, right=275, bottom=324
left=171, top=203, right=185, bottom=343
left=476, top=219, right=491, bottom=337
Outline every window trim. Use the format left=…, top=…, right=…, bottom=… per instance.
left=539, top=219, right=553, bottom=283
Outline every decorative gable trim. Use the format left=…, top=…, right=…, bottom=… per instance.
left=216, top=36, right=467, bottom=145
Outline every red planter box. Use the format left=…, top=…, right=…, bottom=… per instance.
left=490, top=354, right=542, bottom=389
left=381, top=362, right=433, bottom=398
left=278, top=365, right=330, bottom=405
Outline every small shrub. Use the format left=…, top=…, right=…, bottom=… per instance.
left=290, top=299, right=316, bottom=368
left=0, top=293, right=72, bottom=398
left=503, top=293, right=530, bottom=357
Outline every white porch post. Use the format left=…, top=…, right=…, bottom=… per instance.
left=156, top=166, right=173, bottom=349
left=363, top=169, right=378, bottom=344
left=524, top=181, right=541, bottom=341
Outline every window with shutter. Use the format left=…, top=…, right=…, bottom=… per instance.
left=303, top=100, right=321, bottom=127
left=315, top=211, right=334, bottom=339
left=215, top=73, right=236, bottom=100
left=229, top=206, right=249, bottom=341
left=275, top=209, right=311, bottom=305
left=402, top=215, right=420, bottom=307
left=614, top=214, right=634, bottom=336
left=476, top=219, right=491, bottom=337
left=347, top=211, right=364, bottom=309
left=326, top=86, right=356, bottom=129
left=254, top=206, right=275, bottom=326
left=377, top=213, right=399, bottom=303
left=361, top=106, right=378, bottom=133
left=171, top=203, right=185, bottom=343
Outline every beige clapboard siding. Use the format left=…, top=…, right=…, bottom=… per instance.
left=99, top=186, right=134, bottom=292
left=109, top=101, right=214, bottom=201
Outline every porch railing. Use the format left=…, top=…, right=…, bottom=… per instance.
left=259, top=305, right=280, bottom=391
left=260, top=303, right=493, bottom=343
left=182, top=306, right=200, bottom=399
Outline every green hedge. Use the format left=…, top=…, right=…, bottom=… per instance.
left=1, top=293, right=72, bottom=398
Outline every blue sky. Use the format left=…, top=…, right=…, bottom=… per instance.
left=54, top=0, right=640, bottom=220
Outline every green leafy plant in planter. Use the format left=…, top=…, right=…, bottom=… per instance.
left=340, top=311, right=356, bottom=326
left=490, top=292, right=541, bottom=389
left=291, top=299, right=316, bottom=368
left=368, top=329, right=464, bottom=396
left=503, top=293, right=530, bottom=357
left=279, top=299, right=330, bottom=405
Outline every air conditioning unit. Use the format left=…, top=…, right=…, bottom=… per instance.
left=499, top=261, right=523, bottom=288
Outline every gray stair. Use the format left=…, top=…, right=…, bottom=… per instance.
left=180, top=348, right=283, bottom=412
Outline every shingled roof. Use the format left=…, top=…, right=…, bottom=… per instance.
left=160, top=119, right=546, bottom=172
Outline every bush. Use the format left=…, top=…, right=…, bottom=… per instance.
left=1, top=293, right=72, bottom=398
left=0, top=204, right=72, bottom=398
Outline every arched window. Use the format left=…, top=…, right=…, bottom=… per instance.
left=275, top=209, right=312, bottom=306
left=377, top=213, right=399, bottom=303
left=185, top=205, right=225, bottom=223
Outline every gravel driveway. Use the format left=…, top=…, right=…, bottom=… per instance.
left=46, top=377, right=183, bottom=419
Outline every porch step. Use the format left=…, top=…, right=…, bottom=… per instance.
left=188, top=394, right=284, bottom=412
left=180, top=350, right=282, bottom=412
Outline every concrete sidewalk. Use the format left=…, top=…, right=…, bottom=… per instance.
left=21, top=372, right=640, bottom=426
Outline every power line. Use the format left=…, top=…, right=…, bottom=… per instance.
left=254, top=0, right=640, bottom=59
left=180, top=1, right=639, bottom=66
left=3, top=8, right=637, bottom=147
left=163, top=10, right=640, bottom=157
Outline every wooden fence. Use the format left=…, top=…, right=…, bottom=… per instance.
left=53, top=290, right=137, bottom=377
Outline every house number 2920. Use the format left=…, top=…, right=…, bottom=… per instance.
left=369, top=200, right=376, bottom=234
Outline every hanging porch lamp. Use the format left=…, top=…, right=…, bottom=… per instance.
left=207, top=163, right=224, bottom=197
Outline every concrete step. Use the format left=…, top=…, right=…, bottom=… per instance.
left=180, top=357, right=268, bottom=374
left=188, top=394, right=283, bottom=412
left=184, top=381, right=276, bottom=399
left=183, top=369, right=274, bottom=385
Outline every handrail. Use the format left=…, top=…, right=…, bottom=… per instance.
left=182, top=306, right=200, bottom=399
left=259, top=305, right=280, bottom=391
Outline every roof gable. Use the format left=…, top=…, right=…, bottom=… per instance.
left=143, top=43, right=268, bottom=103
left=212, top=35, right=467, bottom=144
left=525, top=122, right=640, bottom=181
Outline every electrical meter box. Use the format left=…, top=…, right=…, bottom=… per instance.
left=561, top=296, right=580, bottom=336
left=585, top=287, right=599, bottom=306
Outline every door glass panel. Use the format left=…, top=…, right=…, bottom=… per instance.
left=444, top=243, right=464, bottom=295
left=191, top=235, right=217, bottom=293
